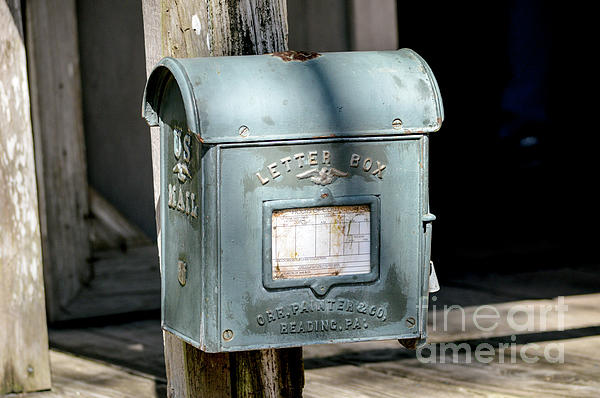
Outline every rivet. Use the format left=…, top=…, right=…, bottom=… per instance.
left=27, top=366, right=34, bottom=374
left=239, top=125, right=249, bottom=138
left=222, top=329, right=234, bottom=341
left=392, top=118, right=403, bottom=130
left=320, top=193, right=329, bottom=199
left=406, top=317, right=416, bottom=328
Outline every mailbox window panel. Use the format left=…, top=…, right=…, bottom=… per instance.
left=218, top=138, right=425, bottom=350
left=159, top=77, right=203, bottom=344
left=271, top=205, right=371, bottom=280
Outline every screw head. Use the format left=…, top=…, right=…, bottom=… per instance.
left=392, top=118, right=403, bottom=130
left=222, top=329, right=234, bottom=341
left=406, top=317, right=416, bottom=328
left=238, top=125, right=249, bottom=138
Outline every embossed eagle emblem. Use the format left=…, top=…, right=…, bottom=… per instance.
left=296, top=167, right=349, bottom=186
left=173, top=163, right=191, bottom=183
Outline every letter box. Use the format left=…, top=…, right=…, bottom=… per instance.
left=143, top=49, right=443, bottom=352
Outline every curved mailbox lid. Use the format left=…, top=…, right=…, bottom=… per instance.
left=143, top=49, right=443, bottom=144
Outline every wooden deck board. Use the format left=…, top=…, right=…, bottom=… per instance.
left=43, top=266, right=600, bottom=397
left=59, top=245, right=160, bottom=320
left=50, top=321, right=166, bottom=379
left=362, top=337, right=600, bottom=398
left=24, top=334, right=599, bottom=398
left=304, top=336, right=600, bottom=397
left=6, top=351, right=166, bottom=398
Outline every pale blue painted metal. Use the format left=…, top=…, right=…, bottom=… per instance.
left=143, top=49, right=443, bottom=143
left=143, top=49, right=443, bottom=352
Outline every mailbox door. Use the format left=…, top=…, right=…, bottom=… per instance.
left=159, top=77, right=204, bottom=346
left=218, top=136, right=427, bottom=351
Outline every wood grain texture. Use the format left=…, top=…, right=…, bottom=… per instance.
left=0, top=0, right=51, bottom=393
left=160, top=0, right=287, bottom=58
left=231, top=348, right=304, bottom=398
left=30, top=350, right=166, bottom=398
left=63, top=245, right=160, bottom=320
left=42, top=326, right=600, bottom=397
left=49, top=321, right=167, bottom=380
left=24, top=0, right=91, bottom=322
left=305, top=336, right=600, bottom=398
left=143, top=1, right=302, bottom=396
left=41, top=268, right=600, bottom=397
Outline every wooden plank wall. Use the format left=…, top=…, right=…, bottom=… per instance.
left=24, top=0, right=91, bottom=322
left=0, top=0, right=51, bottom=393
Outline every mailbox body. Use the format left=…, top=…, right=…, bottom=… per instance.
left=143, top=49, right=443, bottom=352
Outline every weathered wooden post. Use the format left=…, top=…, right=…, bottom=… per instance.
left=141, top=1, right=304, bottom=396
left=0, top=0, right=51, bottom=394
left=24, top=0, right=91, bottom=323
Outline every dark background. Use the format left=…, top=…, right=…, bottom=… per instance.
left=396, top=2, right=598, bottom=278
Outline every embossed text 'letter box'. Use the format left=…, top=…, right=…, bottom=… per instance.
left=143, top=49, right=443, bottom=352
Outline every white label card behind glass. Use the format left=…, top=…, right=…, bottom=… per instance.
left=272, top=205, right=371, bottom=280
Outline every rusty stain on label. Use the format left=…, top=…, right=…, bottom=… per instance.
left=271, top=50, right=322, bottom=62
left=272, top=205, right=370, bottom=280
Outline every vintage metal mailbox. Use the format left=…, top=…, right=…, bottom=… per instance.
left=142, top=49, right=443, bottom=352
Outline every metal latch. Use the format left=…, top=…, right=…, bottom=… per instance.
left=422, top=213, right=436, bottom=224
